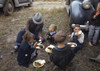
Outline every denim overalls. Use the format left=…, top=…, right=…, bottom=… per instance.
left=71, top=33, right=83, bottom=53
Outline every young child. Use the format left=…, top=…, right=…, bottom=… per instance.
left=68, top=24, right=84, bottom=53
left=17, top=32, right=37, bottom=68
left=50, top=31, right=74, bottom=71
left=46, top=24, right=57, bottom=44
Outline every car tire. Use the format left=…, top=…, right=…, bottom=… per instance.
left=3, top=0, right=14, bottom=16
left=28, top=0, right=33, bottom=7
left=66, top=0, right=70, bottom=5
left=28, top=3, right=33, bottom=7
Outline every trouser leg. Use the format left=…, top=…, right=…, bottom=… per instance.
left=88, top=25, right=95, bottom=42
left=14, top=29, right=25, bottom=51
left=93, top=26, right=100, bottom=43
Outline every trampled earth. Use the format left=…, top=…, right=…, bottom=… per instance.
left=0, top=0, right=100, bottom=71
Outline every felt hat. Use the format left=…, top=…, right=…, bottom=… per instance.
left=32, top=12, right=43, bottom=24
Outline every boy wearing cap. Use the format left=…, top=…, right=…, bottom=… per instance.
left=50, top=31, right=74, bottom=71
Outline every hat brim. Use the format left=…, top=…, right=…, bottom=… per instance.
left=32, top=17, right=43, bottom=25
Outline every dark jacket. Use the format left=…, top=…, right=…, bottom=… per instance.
left=16, top=24, right=43, bottom=46
left=89, top=10, right=100, bottom=26
left=50, top=45, right=74, bottom=69
left=47, top=32, right=56, bottom=44
left=17, top=41, right=35, bottom=67
left=29, top=24, right=43, bottom=40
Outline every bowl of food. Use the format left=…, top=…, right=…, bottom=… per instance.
left=67, top=42, right=77, bottom=47
left=45, top=45, right=55, bottom=53
left=36, top=43, right=45, bottom=49
left=33, top=59, right=46, bottom=68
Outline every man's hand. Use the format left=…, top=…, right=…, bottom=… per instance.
left=33, top=42, right=37, bottom=48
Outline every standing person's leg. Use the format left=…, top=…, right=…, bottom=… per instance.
left=93, top=26, right=100, bottom=45
left=88, top=25, right=95, bottom=46
left=14, top=29, right=25, bottom=51
left=66, top=0, right=70, bottom=5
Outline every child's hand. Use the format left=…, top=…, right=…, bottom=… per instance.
left=76, top=33, right=81, bottom=38
left=68, top=34, right=72, bottom=38
left=47, top=35, right=49, bottom=38
left=33, top=42, right=37, bottom=48
left=39, top=36, right=43, bottom=41
left=47, top=35, right=51, bottom=38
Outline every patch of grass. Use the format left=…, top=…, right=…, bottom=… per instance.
left=0, top=4, right=100, bottom=71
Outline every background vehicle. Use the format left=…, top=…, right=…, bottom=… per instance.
left=66, top=0, right=100, bottom=9
left=66, top=0, right=95, bottom=31
left=0, top=0, right=33, bottom=16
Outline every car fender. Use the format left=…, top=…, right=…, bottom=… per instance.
left=70, top=0, right=94, bottom=25
left=13, top=0, right=19, bottom=7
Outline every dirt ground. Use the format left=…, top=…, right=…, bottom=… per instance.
left=0, top=1, right=100, bottom=71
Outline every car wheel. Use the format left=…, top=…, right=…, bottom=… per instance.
left=66, top=0, right=71, bottom=5
left=28, top=3, right=33, bottom=7
left=3, top=0, right=14, bottom=16
left=28, top=0, right=33, bottom=7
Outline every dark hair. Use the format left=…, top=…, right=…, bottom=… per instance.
left=74, top=24, right=80, bottom=28
left=54, top=31, right=66, bottom=43
left=23, top=31, right=34, bottom=42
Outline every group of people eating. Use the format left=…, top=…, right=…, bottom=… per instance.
left=13, top=2, right=100, bottom=71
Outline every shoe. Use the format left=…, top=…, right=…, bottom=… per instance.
left=90, top=58, right=100, bottom=63
left=90, top=55, right=100, bottom=64
left=14, top=46, right=19, bottom=52
left=93, top=43, right=97, bottom=46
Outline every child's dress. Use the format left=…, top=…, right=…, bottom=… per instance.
left=50, top=45, right=74, bottom=70
left=47, top=31, right=56, bottom=44
left=71, top=32, right=84, bottom=53
left=17, top=41, right=37, bottom=67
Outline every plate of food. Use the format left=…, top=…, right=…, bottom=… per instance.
left=36, top=43, right=45, bottom=49
left=67, top=42, right=77, bottom=47
left=33, top=59, right=46, bottom=68
left=45, top=45, right=55, bottom=53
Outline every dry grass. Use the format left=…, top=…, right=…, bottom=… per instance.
left=0, top=3, right=100, bottom=71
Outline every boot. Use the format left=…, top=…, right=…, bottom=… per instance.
left=90, top=55, right=100, bottom=63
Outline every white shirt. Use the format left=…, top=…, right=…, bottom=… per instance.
left=71, top=31, right=84, bottom=44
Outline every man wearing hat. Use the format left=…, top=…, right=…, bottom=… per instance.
left=14, top=12, right=45, bottom=52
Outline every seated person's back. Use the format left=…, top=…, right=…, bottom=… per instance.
left=50, top=31, right=75, bottom=70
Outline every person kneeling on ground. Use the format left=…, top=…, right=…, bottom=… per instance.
left=14, top=12, right=45, bottom=52
left=68, top=24, right=84, bottom=53
left=50, top=31, right=75, bottom=71
left=17, top=32, right=37, bottom=68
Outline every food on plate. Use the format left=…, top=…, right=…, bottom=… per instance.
left=36, top=43, right=45, bottom=49
left=67, top=42, right=77, bottom=47
left=45, top=45, right=55, bottom=53
left=33, top=59, right=46, bottom=68
left=34, top=62, right=43, bottom=67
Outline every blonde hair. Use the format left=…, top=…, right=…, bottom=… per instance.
left=49, top=24, right=57, bottom=32
left=97, top=3, right=100, bottom=13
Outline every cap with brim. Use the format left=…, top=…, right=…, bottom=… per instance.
left=32, top=12, right=43, bottom=25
